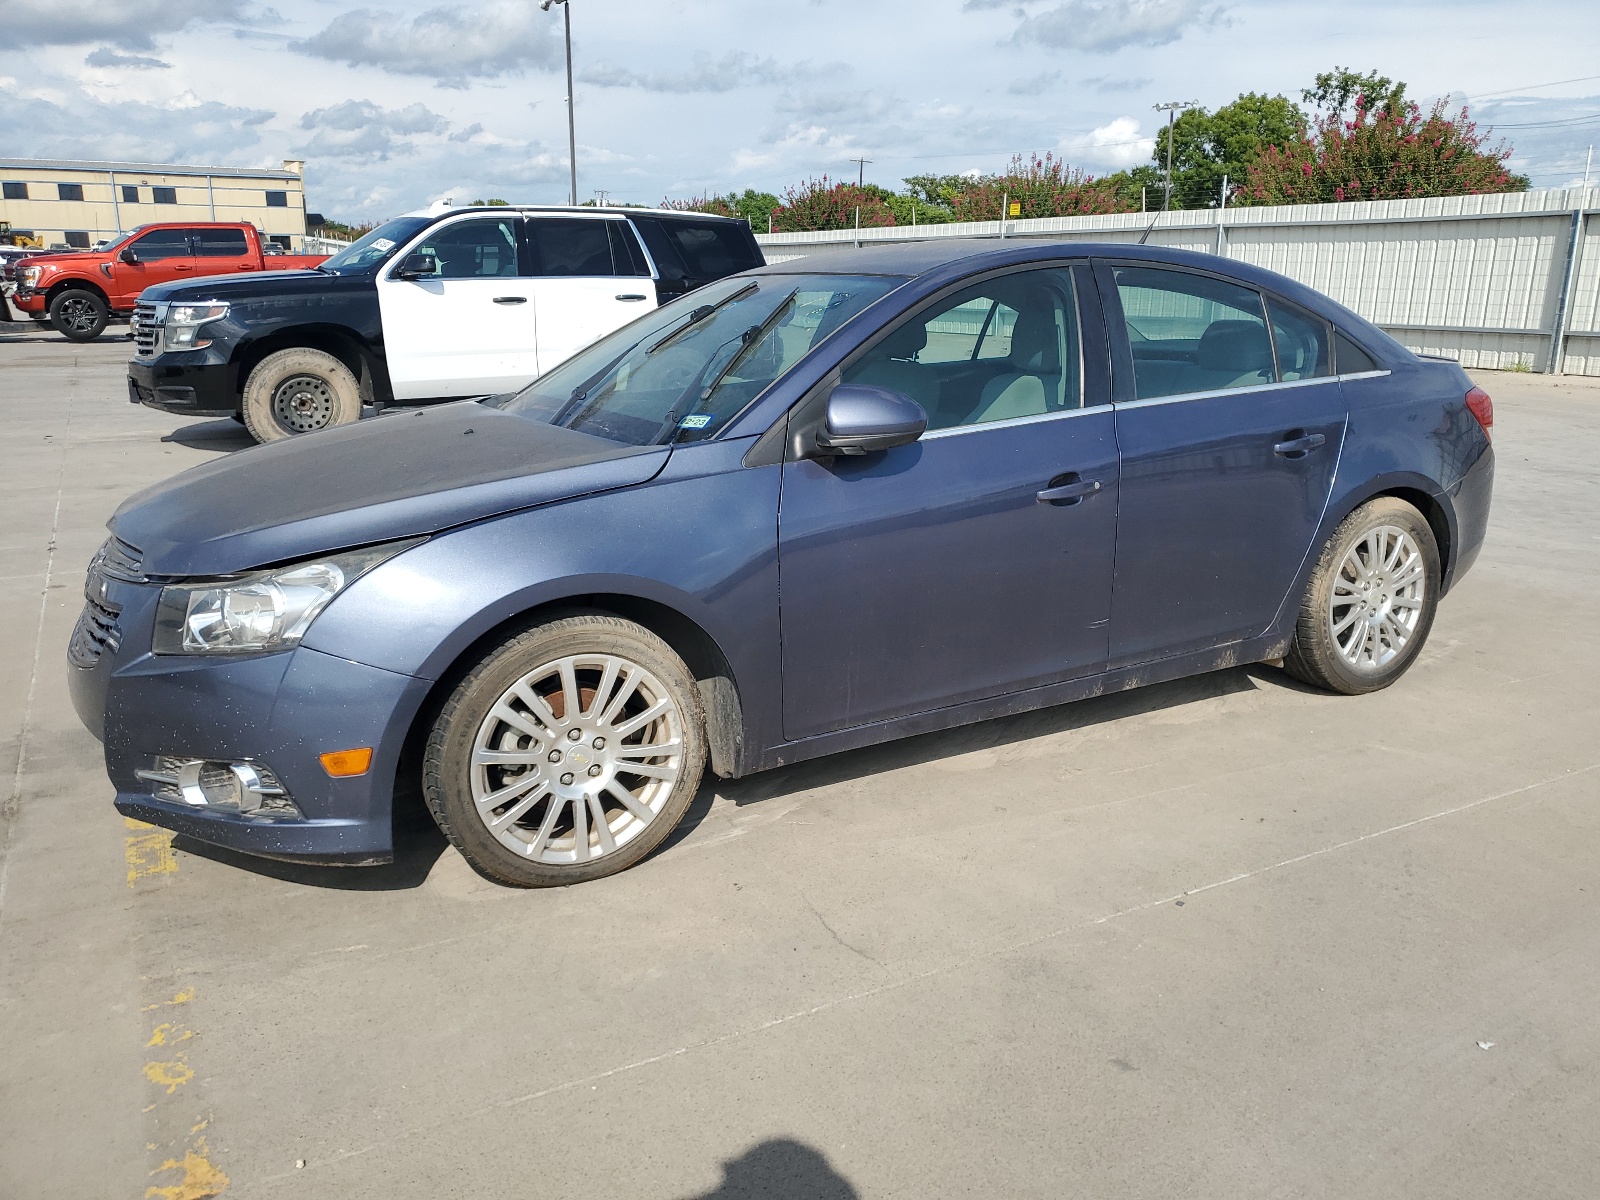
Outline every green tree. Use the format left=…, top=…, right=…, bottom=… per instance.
left=1303, top=67, right=1407, bottom=119
left=661, top=188, right=782, bottom=229
left=946, top=153, right=1134, bottom=220
left=1150, top=94, right=1306, bottom=208
left=771, top=176, right=896, bottom=232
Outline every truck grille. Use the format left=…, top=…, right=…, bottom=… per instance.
left=97, top=536, right=145, bottom=581
left=68, top=597, right=121, bottom=668
left=132, top=302, right=160, bottom=356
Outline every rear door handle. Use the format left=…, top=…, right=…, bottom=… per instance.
left=616, top=293, right=647, bottom=302
left=1273, top=432, right=1327, bottom=457
left=1037, top=477, right=1102, bottom=505
left=493, top=296, right=528, bottom=305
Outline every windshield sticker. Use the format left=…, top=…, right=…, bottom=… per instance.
left=371, top=238, right=396, bottom=251
left=677, top=414, right=713, bottom=429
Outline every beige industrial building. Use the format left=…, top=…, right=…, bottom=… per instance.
left=0, top=158, right=310, bottom=250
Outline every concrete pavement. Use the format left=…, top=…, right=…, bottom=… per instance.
left=2, top=330, right=1597, bottom=1198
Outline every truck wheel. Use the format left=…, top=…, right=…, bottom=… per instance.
left=241, top=348, right=362, bottom=443
left=49, top=289, right=109, bottom=341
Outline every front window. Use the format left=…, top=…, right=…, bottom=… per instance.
left=494, top=273, right=903, bottom=446
left=319, top=216, right=432, bottom=275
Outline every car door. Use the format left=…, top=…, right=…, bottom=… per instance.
left=377, top=213, right=536, bottom=400
left=111, top=227, right=197, bottom=301
left=191, top=226, right=255, bottom=273
left=777, top=265, right=1120, bottom=742
left=1100, top=261, right=1347, bottom=667
left=525, top=216, right=656, bottom=373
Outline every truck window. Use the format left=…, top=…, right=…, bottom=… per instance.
left=660, top=221, right=761, bottom=281
left=413, top=217, right=521, bottom=279
left=129, top=228, right=193, bottom=261
left=527, top=219, right=619, bottom=277
left=194, top=228, right=250, bottom=257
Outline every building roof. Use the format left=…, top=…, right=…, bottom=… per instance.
left=0, top=158, right=300, bottom=181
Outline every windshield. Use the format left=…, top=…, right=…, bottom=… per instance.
left=493, top=274, right=903, bottom=446
left=319, top=216, right=432, bottom=274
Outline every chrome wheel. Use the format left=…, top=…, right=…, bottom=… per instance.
left=1328, top=524, right=1426, bottom=673
left=271, top=373, right=336, bottom=433
left=468, top=654, right=684, bottom=864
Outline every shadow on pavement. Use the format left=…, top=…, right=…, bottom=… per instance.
left=172, top=815, right=449, bottom=890
left=680, top=1140, right=859, bottom=1200
left=161, top=418, right=256, bottom=451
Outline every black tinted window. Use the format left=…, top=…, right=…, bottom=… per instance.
left=412, top=217, right=521, bottom=279
left=130, top=228, right=192, bottom=260
left=1267, top=298, right=1331, bottom=381
left=1336, top=332, right=1379, bottom=374
left=265, top=191, right=288, bottom=208
left=4, top=181, right=28, bottom=200
left=1114, top=266, right=1272, bottom=399
left=193, top=227, right=249, bottom=257
left=121, top=185, right=139, bottom=203
left=843, top=267, right=1084, bottom=431
left=660, top=221, right=759, bottom=281
left=529, top=219, right=618, bottom=276
left=152, top=187, right=177, bottom=204
left=608, top=222, right=650, bottom=276
left=58, top=183, right=84, bottom=201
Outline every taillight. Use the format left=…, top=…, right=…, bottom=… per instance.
left=1464, top=386, right=1493, bottom=440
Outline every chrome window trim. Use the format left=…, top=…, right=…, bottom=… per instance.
left=921, top=401, right=1109, bottom=439
left=1113, top=370, right=1390, bottom=410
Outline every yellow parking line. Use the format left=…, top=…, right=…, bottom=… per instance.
left=124, top=817, right=177, bottom=887
left=145, top=1137, right=230, bottom=1200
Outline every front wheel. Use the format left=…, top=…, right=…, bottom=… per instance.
left=424, top=615, right=707, bottom=887
left=1284, top=497, right=1441, bottom=695
left=48, top=289, right=109, bottom=341
left=240, top=347, right=362, bottom=442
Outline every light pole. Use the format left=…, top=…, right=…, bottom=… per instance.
left=541, top=0, right=578, bottom=206
left=1153, top=101, right=1195, bottom=211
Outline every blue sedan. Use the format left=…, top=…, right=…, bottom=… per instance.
left=70, top=241, right=1495, bottom=886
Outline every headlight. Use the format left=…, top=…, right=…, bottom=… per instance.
left=153, top=540, right=420, bottom=655
left=20, top=265, right=41, bottom=288
left=163, top=302, right=230, bottom=350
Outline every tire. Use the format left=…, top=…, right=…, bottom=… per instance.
left=240, top=347, right=361, bottom=443
left=424, top=615, right=707, bottom=887
left=48, top=289, right=109, bottom=342
left=1284, top=497, right=1441, bottom=695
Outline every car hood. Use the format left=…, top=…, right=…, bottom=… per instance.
left=142, top=269, right=330, bottom=303
left=111, top=402, right=669, bottom=577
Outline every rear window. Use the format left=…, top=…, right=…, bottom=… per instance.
left=640, top=218, right=761, bottom=283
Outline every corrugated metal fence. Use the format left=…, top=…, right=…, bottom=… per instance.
left=755, top=186, right=1600, bottom=376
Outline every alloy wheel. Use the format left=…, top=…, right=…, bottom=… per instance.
left=1328, top=524, right=1426, bottom=672
left=468, top=653, right=685, bottom=864
left=58, top=296, right=98, bottom=334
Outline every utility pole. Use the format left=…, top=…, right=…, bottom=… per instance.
left=1153, top=101, right=1194, bottom=211
left=1586, top=145, right=1593, bottom=190
left=849, top=156, right=872, bottom=187
left=593, top=189, right=609, bottom=206
left=541, top=0, right=577, bottom=206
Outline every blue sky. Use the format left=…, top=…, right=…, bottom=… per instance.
left=2, top=0, right=1596, bottom=222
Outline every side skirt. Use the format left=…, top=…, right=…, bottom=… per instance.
left=745, top=634, right=1293, bottom=775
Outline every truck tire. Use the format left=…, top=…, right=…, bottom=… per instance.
left=241, top=348, right=362, bottom=443
left=49, top=289, right=109, bottom=342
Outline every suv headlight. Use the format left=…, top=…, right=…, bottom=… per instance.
left=153, top=540, right=420, bottom=655
left=20, top=265, right=41, bottom=288
left=164, top=302, right=230, bottom=350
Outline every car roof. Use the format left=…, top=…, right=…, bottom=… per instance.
left=401, top=204, right=749, bottom=223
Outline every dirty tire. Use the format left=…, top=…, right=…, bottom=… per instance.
left=240, top=347, right=361, bottom=443
left=1284, top=497, right=1440, bottom=695
left=424, top=615, right=707, bottom=888
left=48, top=288, right=109, bottom=341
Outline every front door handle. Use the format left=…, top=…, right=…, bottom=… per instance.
left=616, top=293, right=647, bottom=302
left=1037, top=476, right=1102, bottom=505
left=1273, top=432, right=1327, bottom=457
left=492, top=296, right=528, bottom=305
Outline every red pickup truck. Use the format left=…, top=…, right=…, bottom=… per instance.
left=12, top=223, right=328, bottom=342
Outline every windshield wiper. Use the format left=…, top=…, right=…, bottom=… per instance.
left=646, top=281, right=759, bottom=355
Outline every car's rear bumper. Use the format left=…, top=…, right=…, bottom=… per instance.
left=1443, top=442, right=1494, bottom=592
left=128, top=356, right=239, bottom=415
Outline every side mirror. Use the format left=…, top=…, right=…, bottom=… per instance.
left=814, top=384, right=927, bottom=456
left=118, top=247, right=139, bottom=265
left=394, top=252, right=438, bottom=280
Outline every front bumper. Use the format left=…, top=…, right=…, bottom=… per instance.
left=128, top=355, right=240, bottom=415
left=69, top=576, right=432, bottom=864
left=12, top=289, right=44, bottom=314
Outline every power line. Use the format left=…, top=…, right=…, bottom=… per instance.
left=1466, top=73, right=1600, bottom=101
left=1487, top=112, right=1600, bottom=129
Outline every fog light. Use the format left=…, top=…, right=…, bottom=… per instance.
left=319, top=747, right=373, bottom=778
left=135, top=756, right=300, bottom=818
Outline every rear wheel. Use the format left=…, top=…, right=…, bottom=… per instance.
left=240, top=347, right=362, bottom=443
left=424, top=615, right=707, bottom=887
left=1284, top=497, right=1440, bottom=695
left=48, top=289, right=109, bottom=341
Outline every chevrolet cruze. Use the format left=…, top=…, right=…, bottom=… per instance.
left=70, top=241, right=1494, bottom=887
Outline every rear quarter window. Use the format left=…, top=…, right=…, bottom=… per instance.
left=642, top=218, right=762, bottom=283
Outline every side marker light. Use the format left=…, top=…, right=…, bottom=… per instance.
left=320, top=747, right=374, bottom=777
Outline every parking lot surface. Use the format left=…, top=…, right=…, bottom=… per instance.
left=2, top=329, right=1598, bottom=1199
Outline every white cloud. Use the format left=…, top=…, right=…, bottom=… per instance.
left=295, top=99, right=451, bottom=161
left=581, top=52, right=844, bottom=94
left=84, top=47, right=172, bottom=70
left=1015, top=0, right=1221, bottom=53
left=1063, top=116, right=1155, bottom=170
left=4, top=0, right=260, bottom=50
left=289, top=3, right=562, bottom=87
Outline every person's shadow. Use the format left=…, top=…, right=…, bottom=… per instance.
left=682, top=1139, right=859, bottom=1200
